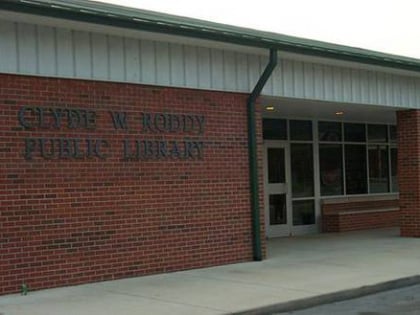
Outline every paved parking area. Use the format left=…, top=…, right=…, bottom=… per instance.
left=277, top=284, right=420, bottom=315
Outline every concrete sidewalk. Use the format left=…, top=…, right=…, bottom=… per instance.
left=1, top=228, right=420, bottom=315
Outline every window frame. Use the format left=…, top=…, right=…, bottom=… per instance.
left=318, top=121, right=398, bottom=197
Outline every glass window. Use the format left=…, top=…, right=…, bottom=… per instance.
left=293, top=200, right=315, bottom=225
left=368, top=124, right=388, bottom=142
left=290, top=120, right=312, bottom=141
left=319, top=144, right=343, bottom=196
left=390, top=126, right=397, bottom=142
left=267, top=148, right=285, bottom=183
left=391, top=147, right=398, bottom=192
left=368, top=145, right=389, bottom=193
left=344, top=123, right=366, bottom=142
left=345, top=144, right=367, bottom=194
left=319, top=121, right=342, bottom=142
left=269, top=194, right=287, bottom=225
left=291, top=144, right=314, bottom=197
left=263, top=119, right=287, bottom=140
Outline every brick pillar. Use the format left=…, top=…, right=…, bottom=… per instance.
left=397, top=110, right=420, bottom=237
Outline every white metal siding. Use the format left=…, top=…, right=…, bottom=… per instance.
left=1, top=20, right=420, bottom=109
left=0, top=21, right=18, bottom=72
left=262, top=57, right=420, bottom=109
left=56, top=28, right=74, bottom=77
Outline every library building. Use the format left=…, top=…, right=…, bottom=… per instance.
left=2, top=0, right=420, bottom=295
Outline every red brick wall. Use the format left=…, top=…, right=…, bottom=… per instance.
left=322, top=199, right=399, bottom=215
left=322, top=210, right=400, bottom=233
left=321, top=199, right=400, bottom=232
left=255, top=105, right=266, bottom=258
left=397, top=110, right=420, bottom=237
left=0, top=74, right=264, bottom=295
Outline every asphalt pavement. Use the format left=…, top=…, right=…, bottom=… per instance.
left=277, top=284, right=420, bottom=315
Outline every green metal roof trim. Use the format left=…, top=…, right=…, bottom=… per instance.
left=2, top=0, right=420, bottom=72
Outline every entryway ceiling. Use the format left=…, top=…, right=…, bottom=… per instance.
left=260, top=96, right=399, bottom=124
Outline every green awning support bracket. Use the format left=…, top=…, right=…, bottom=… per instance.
left=247, top=48, right=277, bottom=261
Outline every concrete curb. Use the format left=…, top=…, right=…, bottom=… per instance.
left=232, top=275, right=420, bottom=315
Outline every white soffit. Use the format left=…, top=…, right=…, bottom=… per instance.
left=260, top=96, right=398, bottom=124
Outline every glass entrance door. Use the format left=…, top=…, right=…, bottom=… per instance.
left=264, top=141, right=317, bottom=237
left=264, top=142, right=292, bottom=237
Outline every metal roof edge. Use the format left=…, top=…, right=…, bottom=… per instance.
left=2, top=0, right=420, bottom=73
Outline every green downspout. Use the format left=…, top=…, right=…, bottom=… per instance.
left=248, top=48, right=277, bottom=261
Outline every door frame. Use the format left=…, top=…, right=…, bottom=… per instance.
left=263, top=140, right=293, bottom=237
left=263, top=140, right=319, bottom=238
